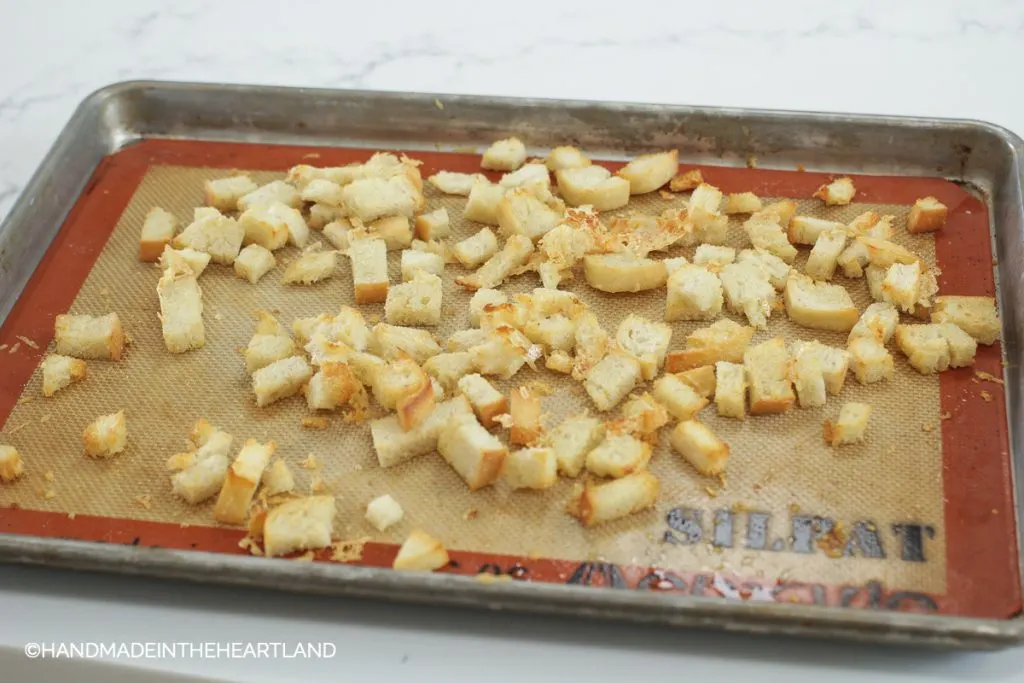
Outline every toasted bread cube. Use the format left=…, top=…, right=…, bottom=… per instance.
left=262, top=459, right=296, bottom=496
left=468, top=326, right=532, bottom=378
left=385, top=271, right=443, bottom=326
left=397, top=378, right=436, bottom=431
left=683, top=184, right=729, bottom=244
left=203, top=175, right=257, bottom=211
left=545, top=350, right=574, bottom=374
left=784, top=274, right=859, bottom=332
left=860, top=236, right=919, bottom=269
left=438, top=414, right=507, bottom=490
left=463, top=180, right=506, bottom=225
left=170, top=452, right=229, bottom=504
left=617, top=150, right=679, bottom=195
left=366, top=494, right=404, bottom=531
left=0, top=445, right=24, bottom=482
left=139, top=207, right=178, bottom=262
left=790, top=340, right=849, bottom=408
left=342, top=176, right=420, bottom=223
left=457, top=373, right=508, bottom=428
left=736, top=249, right=791, bottom=290
left=814, top=177, right=856, bottom=205
left=615, top=393, right=669, bottom=438
left=427, top=171, right=484, bottom=196
left=299, top=178, right=345, bottom=206
left=263, top=495, right=336, bottom=557
left=714, top=361, right=747, bottom=419
left=585, top=352, right=642, bottom=411
left=880, top=261, right=921, bottom=313
left=393, top=529, right=450, bottom=571
left=940, top=323, right=978, bottom=367
left=322, top=218, right=352, bottom=250
left=615, top=314, right=672, bottom=380
left=213, top=439, right=274, bottom=524
left=372, top=323, right=441, bottom=363
left=469, top=289, right=508, bottom=326
left=677, top=365, right=716, bottom=398
left=456, top=234, right=534, bottom=291
left=693, top=245, right=736, bottom=268
left=584, top=252, right=667, bottom=293
left=864, top=264, right=886, bottom=303
left=365, top=215, right=413, bottom=251
left=744, top=338, right=795, bottom=415
left=544, top=414, right=604, bottom=477
left=400, top=249, right=445, bottom=282
left=423, top=352, right=474, bottom=394
left=41, top=354, right=87, bottom=397
left=234, top=244, right=276, bottom=284
left=907, top=196, right=948, bottom=234
left=894, top=324, right=955, bottom=374
left=824, top=402, right=872, bottom=447
left=587, top=432, right=652, bottom=478
left=54, top=313, right=125, bottom=361
left=556, top=166, right=630, bottom=210
left=848, top=337, right=894, bottom=384
left=572, top=311, right=609, bottom=380
left=569, top=471, right=659, bottom=527
left=805, top=229, right=847, bottom=281
left=477, top=301, right=528, bottom=333
left=503, top=447, right=557, bottom=490
left=294, top=309, right=370, bottom=351
left=349, top=237, right=389, bottom=304
left=453, top=228, right=500, bottom=268
left=849, top=302, right=899, bottom=344
left=372, top=356, right=427, bottom=410
left=159, top=245, right=211, bottom=277
left=83, top=410, right=127, bottom=458
left=509, top=386, right=542, bottom=445
left=670, top=420, right=729, bottom=476
left=413, top=208, right=451, bottom=241
left=499, top=163, right=551, bottom=190
left=931, top=296, right=999, bottom=345
left=665, top=319, right=755, bottom=372
left=371, top=396, right=472, bottom=468
left=663, top=256, right=690, bottom=276
left=309, top=204, right=346, bottom=230
left=305, top=362, right=359, bottom=411
left=529, top=287, right=586, bottom=318
left=157, top=264, right=204, bottom=353
left=239, top=202, right=293, bottom=251
left=665, top=265, right=723, bottom=322
left=546, top=146, right=591, bottom=170
left=237, top=180, right=301, bottom=212
left=720, top=261, right=776, bottom=329
left=744, top=212, right=798, bottom=263
left=173, top=208, right=244, bottom=264
left=482, top=137, right=527, bottom=171
left=669, top=169, right=704, bottom=192
left=252, top=356, right=312, bottom=407
left=496, top=187, right=559, bottom=242
left=724, top=192, right=762, bottom=215
left=523, top=314, right=576, bottom=352
left=653, top=374, right=709, bottom=420
left=787, top=216, right=845, bottom=246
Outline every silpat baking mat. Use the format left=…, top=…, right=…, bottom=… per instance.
left=0, top=140, right=1016, bottom=618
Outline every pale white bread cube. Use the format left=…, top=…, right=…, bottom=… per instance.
left=496, top=187, right=560, bottom=242
left=234, top=244, right=276, bottom=284
left=456, top=234, right=534, bottom=291
left=213, top=439, right=275, bottom=524
left=663, top=256, right=690, bottom=276
left=790, top=340, right=850, bottom=408
left=555, top=166, right=630, bottom=210
left=907, top=196, right=948, bottom=234
left=372, top=355, right=429, bottom=410
left=544, top=414, right=604, bottom=477
left=545, top=350, right=574, bottom=374
left=83, top=410, right=127, bottom=458
left=349, top=237, right=389, bottom=304
left=139, top=207, right=179, bottom=262
left=286, top=164, right=361, bottom=190
left=393, top=529, right=450, bottom=571
left=428, top=171, right=485, bottom=196
left=848, top=337, right=894, bottom=385
left=572, top=311, right=610, bottom=380
left=263, top=496, right=336, bottom=558
left=365, top=494, right=404, bottom=531
left=261, top=458, right=295, bottom=496
left=499, top=163, right=551, bottom=190
left=385, top=270, right=443, bottom=326
left=584, top=351, right=642, bottom=411
left=469, top=289, right=508, bottom=326
left=758, top=200, right=798, bottom=228
left=896, top=323, right=977, bottom=373
left=823, top=402, right=872, bottom=447
left=617, top=150, right=679, bottom=195
left=463, top=180, right=506, bottom=225
left=584, top=252, right=667, bottom=293
left=784, top=274, right=859, bottom=332
left=682, top=183, right=728, bottom=244
left=805, top=229, right=847, bottom=281
left=736, top=249, right=791, bottom=290
left=665, top=319, right=755, bottom=372
left=847, top=211, right=889, bottom=235
left=503, top=447, right=558, bottom=490
left=371, top=323, right=441, bottom=363
left=55, top=313, right=125, bottom=361
left=814, top=176, right=856, bottom=205
left=366, top=215, right=413, bottom=251
left=838, top=219, right=893, bottom=277
left=468, top=326, right=534, bottom=379
left=41, top=354, right=87, bottom=397
left=0, top=445, right=23, bottom=483
left=159, top=245, right=211, bottom=277
left=880, top=261, right=922, bottom=313
left=546, top=146, right=591, bottom=170
left=322, top=219, right=352, bottom=250
left=294, top=307, right=371, bottom=351
left=692, top=245, right=736, bottom=268
left=453, top=228, right=500, bottom=268
left=252, top=310, right=285, bottom=336
left=509, top=386, right=543, bottom=446
left=413, top=208, right=451, bottom=241
left=305, top=362, right=359, bottom=411
left=252, top=356, right=313, bottom=407
left=669, top=169, right=704, bottom=192
left=719, top=261, right=777, bottom=329
left=677, top=365, right=717, bottom=398
left=615, top=314, right=673, bottom=381
left=239, top=202, right=293, bottom=251
left=371, top=396, right=472, bottom=468
left=744, top=212, right=798, bottom=263
left=203, top=175, right=257, bottom=212
left=423, top=352, right=474, bottom=394
left=341, top=175, right=421, bottom=223
left=171, top=453, right=229, bottom=504
left=849, top=302, right=899, bottom=344
left=438, top=414, right=508, bottom=490
left=173, top=208, right=244, bottom=264
left=744, top=337, right=795, bottom=415
left=300, top=178, right=345, bottom=206
left=157, top=263, right=205, bottom=353
left=714, top=361, right=747, bottom=419
left=615, top=393, right=669, bottom=438
left=361, top=152, right=425, bottom=191
left=859, top=236, right=919, bottom=269
left=787, top=216, right=845, bottom=246
left=931, top=296, right=1000, bottom=345
left=528, top=287, right=587, bottom=317
left=309, top=204, right=346, bottom=230
left=237, top=180, right=301, bottom=212
left=665, top=265, right=723, bottom=322
left=653, top=374, right=709, bottom=421
left=523, top=314, right=576, bottom=353
left=400, top=249, right=446, bottom=283
left=586, top=431, right=652, bottom=479
left=481, top=137, right=527, bottom=171
left=189, top=418, right=221, bottom=448
left=865, top=264, right=886, bottom=302
left=457, top=373, right=508, bottom=428
left=670, top=419, right=729, bottom=476
left=717, top=192, right=761, bottom=216
left=569, top=471, right=659, bottom=527
left=914, top=267, right=940, bottom=317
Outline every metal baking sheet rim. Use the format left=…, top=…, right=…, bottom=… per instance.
left=1, top=80, right=1023, bottom=648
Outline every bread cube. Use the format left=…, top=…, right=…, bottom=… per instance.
left=760, top=200, right=798, bottom=227
left=83, top=410, right=127, bottom=458
left=321, top=218, right=352, bottom=250
left=787, top=216, right=845, bottom=246
left=546, top=146, right=591, bottom=170
left=665, top=319, right=755, bottom=372
left=584, top=252, right=667, bottom=293
left=457, top=373, right=507, bottom=428
left=880, top=261, right=921, bottom=313
left=428, top=171, right=484, bottom=196
left=545, top=350, right=574, bottom=374
left=365, top=494, right=404, bottom=531
left=693, top=245, right=736, bottom=269
left=212, top=439, right=274, bottom=524
left=665, top=265, right=723, bottom=322
left=157, top=263, right=205, bottom=353
left=859, top=236, right=919, bottom=269
left=239, top=202, right=293, bottom=251
left=556, top=166, right=630, bottom=210
left=670, top=419, right=729, bottom=476
left=653, top=374, right=709, bottom=420
left=171, top=453, right=229, bottom=504
left=669, top=169, right=703, bottom=192
left=372, top=323, right=441, bottom=363
left=544, top=414, right=604, bottom=478
left=372, top=356, right=427, bottom=410
left=907, top=196, right=948, bottom=234
left=503, top=447, right=557, bottom=490
left=744, top=338, right=795, bottom=415
left=422, top=352, right=473, bottom=394
left=790, top=340, right=849, bottom=408
left=173, top=208, right=244, bottom=264
left=848, top=337, right=894, bottom=385
left=295, top=177, right=343, bottom=206
left=744, top=212, right=798, bottom=263
left=342, top=176, right=421, bottom=223
left=55, top=313, right=125, bottom=361
left=349, top=237, right=389, bottom=304
left=586, top=432, right=652, bottom=478
left=234, top=244, right=276, bottom=284
left=308, top=204, right=346, bottom=231
left=823, top=402, right=872, bottom=447
left=237, top=180, right=301, bottom=212
left=496, top=187, right=559, bottom=242
left=203, top=175, right=257, bottom=212
left=41, top=354, right=87, bottom=397
left=571, top=311, right=609, bottom=380
left=814, top=176, right=856, bottom=205
left=0, top=445, right=24, bottom=482
left=614, top=314, right=672, bottom=380
left=364, top=215, right=412, bottom=251
left=805, top=229, right=847, bottom=281
left=159, top=246, right=211, bottom=277
left=584, top=352, right=642, bottom=411
left=616, top=393, right=669, bottom=438
left=849, top=301, right=899, bottom=344
left=385, top=270, right=443, bottom=326
left=724, top=192, right=762, bottom=215
left=139, top=207, right=179, bottom=262
left=295, top=308, right=371, bottom=351
left=509, top=386, right=543, bottom=445
left=569, top=471, right=659, bottom=527
left=499, top=163, right=550, bottom=190
left=719, top=261, right=777, bottom=329
left=438, top=414, right=507, bottom=490
left=894, top=324, right=952, bottom=374
left=784, top=274, right=859, bottom=332
left=413, top=208, right=451, bottom=241
left=370, top=397, right=472, bottom=468
left=677, top=365, right=716, bottom=398
left=393, top=529, right=449, bottom=571
left=456, top=234, right=534, bottom=291
left=468, top=326, right=532, bottom=378
left=932, top=296, right=1000, bottom=345
left=482, top=137, right=527, bottom=171
left=453, top=228, right=500, bottom=268
left=463, top=180, right=506, bottom=225
left=736, top=249, right=791, bottom=290
left=305, top=362, right=359, bottom=411
left=469, top=289, right=508, bottom=326
left=263, top=495, right=337, bottom=558
left=523, top=314, right=576, bottom=353
left=714, top=361, right=747, bottom=419
left=617, top=150, right=679, bottom=195
left=252, top=356, right=312, bottom=407
left=262, top=459, right=295, bottom=496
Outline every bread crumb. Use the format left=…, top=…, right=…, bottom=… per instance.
left=214, top=313, right=224, bottom=321
left=975, top=370, right=1004, bottom=385
left=730, top=502, right=750, bottom=513
left=300, top=454, right=319, bottom=470
left=331, top=537, right=369, bottom=563
left=659, top=190, right=675, bottom=200
left=310, top=475, right=327, bottom=494
left=44, top=489, right=56, bottom=500
left=704, top=485, right=718, bottom=498
left=6, top=421, right=30, bottom=435
left=435, top=99, right=444, bottom=110
left=179, top=522, right=190, bottom=528
left=0, top=344, right=9, bottom=352
left=39, top=414, right=51, bottom=424
left=43, top=470, right=54, bottom=482
left=476, top=573, right=512, bottom=584
left=817, top=521, right=847, bottom=559
left=796, top=164, right=806, bottom=172
left=16, top=336, right=38, bottom=350
left=302, top=416, right=330, bottom=430
left=369, top=314, right=381, bottom=324
left=342, top=385, right=372, bottom=424
left=100, top=287, right=111, bottom=297
left=16, top=396, right=33, bottom=405
left=67, top=512, right=76, bottom=520
left=992, top=508, right=999, bottom=515
left=940, top=411, right=952, bottom=420
left=134, top=494, right=152, bottom=510
left=293, top=551, right=316, bottom=562
left=789, top=503, right=800, bottom=513
left=746, top=155, right=758, bottom=169
left=980, top=390, right=993, bottom=402
left=922, top=423, right=934, bottom=432
left=9, top=342, right=20, bottom=354
left=463, top=508, right=479, bottom=521
left=524, top=380, right=555, bottom=397
left=238, top=536, right=264, bottom=556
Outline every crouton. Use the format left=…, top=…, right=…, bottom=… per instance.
left=173, top=208, right=244, bottom=264
left=468, top=326, right=533, bottom=378
left=784, top=274, right=859, bottom=332
left=428, top=171, right=485, bottom=196
left=880, top=261, right=922, bottom=313
left=907, top=196, right=948, bottom=234
left=790, top=340, right=849, bottom=408
left=824, top=403, right=872, bottom=446
left=157, top=263, right=204, bottom=353
left=665, top=265, right=723, bottom=322
left=372, top=323, right=441, bottom=363
left=371, top=396, right=472, bottom=468
left=239, top=202, right=294, bottom=251
left=401, top=248, right=446, bottom=283
left=585, top=352, right=642, bottom=411
left=744, top=338, right=795, bottom=414
left=537, top=221, right=596, bottom=285
left=237, top=180, right=301, bottom=212
left=309, top=204, right=346, bottom=231
left=724, top=192, right=763, bottom=215
left=263, top=496, right=339, bottom=558
left=171, top=452, right=229, bottom=504
left=744, top=212, right=798, bottom=263
left=569, top=471, right=659, bottom=527
left=736, top=249, right=791, bottom=290
left=617, top=150, right=679, bottom=195
left=615, top=393, right=669, bottom=438
left=499, top=163, right=551, bottom=190
left=469, top=289, right=508, bottom=326
left=349, top=237, right=389, bottom=304
left=663, top=256, right=690, bottom=276
left=54, top=313, right=124, bottom=361
left=543, top=414, right=604, bottom=477
left=139, top=207, right=179, bottom=262
left=423, top=352, right=474, bottom=394
left=462, top=179, right=505, bottom=226
left=523, top=314, right=576, bottom=353
left=41, top=354, right=87, bottom=397
left=393, top=529, right=449, bottom=571
left=677, top=365, right=716, bottom=398
left=849, top=302, right=899, bottom=344
left=321, top=218, right=352, bottom=250
left=556, top=166, right=630, bottom=210
left=234, top=244, right=276, bottom=283
left=583, top=252, right=666, bottom=293
left=0, top=445, right=24, bottom=482
left=438, top=414, right=507, bottom=490
left=546, top=350, right=574, bottom=374
left=615, top=314, right=673, bottom=380
left=341, top=176, right=421, bottom=223
left=204, top=175, right=257, bottom=212
left=83, top=410, right=127, bottom=458
left=665, top=319, right=755, bottom=372
left=680, top=184, right=729, bottom=245
left=529, top=287, right=587, bottom=318
left=482, top=137, right=527, bottom=171
left=299, top=178, right=345, bottom=207
left=931, top=296, right=999, bottom=345
left=847, top=337, right=894, bottom=385
left=546, top=146, right=591, bottom=170
left=805, top=229, right=847, bottom=281
left=760, top=200, right=798, bottom=227
left=787, top=216, right=845, bottom=246
left=670, top=419, right=729, bottom=476
left=587, top=432, right=652, bottom=478
left=262, top=459, right=295, bottom=496
left=509, top=386, right=542, bottom=445
left=456, top=234, right=534, bottom=291
left=295, top=308, right=371, bottom=351
left=496, top=188, right=559, bottom=242
left=372, top=356, right=428, bottom=410
left=719, top=261, right=777, bottom=328
left=714, top=361, right=747, bottom=419
left=385, top=270, right=443, bottom=326
left=453, top=228, right=500, bottom=268
left=572, top=311, right=609, bottom=380
left=364, top=215, right=413, bottom=251
left=502, top=447, right=557, bottom=490
left=159, top=246, right=211, bottom=277
left=305, top=362, right=359, bottom=411
left=838, top=217, right=896, bottom=277
left=814, top=177, right=856, bottom=205
left=457, top=373, right=508, bottom=428
left=252, top=356, right=313, bottom=407
left=396, top=377, right=436, bottom=431
left=653, top=374, right=709, bottom=420
left=366, top=494, right=404, bottom=531
left=669, top=169, right=704, bottom=192
left=860, top=236, right=919, bottom=269
left=693, top=245, right=736, bottom=268
left=413, top=207, right=451, bottom=241
left=212, top=439, right=275, bottom=524
left=896, top=323, right=977, bottom=373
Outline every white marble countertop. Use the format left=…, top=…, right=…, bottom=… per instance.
left=2, top=0, right=1024, bottom=681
